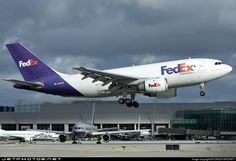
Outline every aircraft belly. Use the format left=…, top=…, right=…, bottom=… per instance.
left=76, top=82, right=125, bottom=97
left=62, top=76, right=98, bottom=97
left=167, top=72, right=197, bottom=87
left=75, top=83, right=99, bottom=97
left=74, top=82, right=114, bottom=97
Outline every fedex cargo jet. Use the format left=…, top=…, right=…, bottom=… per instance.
left=4, top=43, right=232, bottom=107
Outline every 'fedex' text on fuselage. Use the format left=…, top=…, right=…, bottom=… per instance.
left=161, top=63, right=194, bottom=75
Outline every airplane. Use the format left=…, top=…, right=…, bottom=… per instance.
left=4, top=42, right=233, bottom=107
left=58, top=102, right=151, bottom=144
left=0, top=128, right=59, bottom=143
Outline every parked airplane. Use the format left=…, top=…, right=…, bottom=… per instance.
left=0, top=129, right=59, bottom=143
left=58, top=102, right=151, bottom=144
left=5, top=43, right=232, bottom=107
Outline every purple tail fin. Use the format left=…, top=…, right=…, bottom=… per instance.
left=6, top=42, right=57, bottom=81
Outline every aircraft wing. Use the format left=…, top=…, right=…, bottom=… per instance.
left=91, top=129, right=150, bottom=136
left=0, top=134, right=26, bottom=141
left=26, top=129, right=64, bottom=134
left=3, top=79, right=43, bottom=89
left=0, top=133, right=8, bottom=138
left=97, top=127, right=118, bottom=132
left=73, top=67, right=140, bottom=91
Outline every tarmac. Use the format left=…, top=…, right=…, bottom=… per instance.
left=0, top=140, right=236, bottom=158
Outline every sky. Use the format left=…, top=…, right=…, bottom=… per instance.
left=0, top=0, right=235, bottom=106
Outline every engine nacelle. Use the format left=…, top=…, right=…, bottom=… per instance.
left=59, top=134, right=67, bottom=143
left=102, top=133, right=111, bottom=143
left=145, top=88, right=177, bottom=98
left=138, top=78, right=168, bottom=94
left=156, top=88, right=176, bottom=98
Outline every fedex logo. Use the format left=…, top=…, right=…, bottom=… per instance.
left=19, top=59, right=38, bottom=68
left=148, top=82, right=160, bottom=88
left=161, top=63, right=194, bottom=75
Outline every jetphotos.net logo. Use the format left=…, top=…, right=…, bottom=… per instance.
left=19, top=59, right=38, bottom=68
left=161, top=63, right=195, bottom=75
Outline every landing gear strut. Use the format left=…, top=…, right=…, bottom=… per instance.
left=200, top=83, right=205, bottom=96
left=72, top=136, right=81, bottom=144
left=97, top=136, right=102, bottom=144
left=118, top=94, right=139, bottom=108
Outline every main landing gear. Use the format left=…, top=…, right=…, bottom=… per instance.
left=96, top=136, right=102, bottom=144
left=200, top=83, right=205, bottom=96
left=72, top=136, right=81, bottom=144
left=118, top=94, right=139, bottom=108
left=72, top=140, right=81, bottom=144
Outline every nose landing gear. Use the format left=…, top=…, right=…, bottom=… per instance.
left=200, top=91, right=205, bottom=96
left=200, top=83, right=205, bottom=96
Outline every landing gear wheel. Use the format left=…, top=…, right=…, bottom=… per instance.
left=132, top=101, right=139, bottom=108
left=200, top=91, right=205, bottom=96
left=125, top=99, right=132, bottom=107
left=72, top=141, right=77, bottom=144
left=118, top=94, right=139, bottom=108
left=200, top=83, right=205, bottom=96
left=118, top=98, right=125, bottom=104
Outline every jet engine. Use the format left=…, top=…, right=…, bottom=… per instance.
left=138, top=78, right=168, bottom=94
left=102, top=133, right=111, bottom=143
left=59, top=134, right=67, bottom=143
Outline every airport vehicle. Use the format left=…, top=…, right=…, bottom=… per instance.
left=5, top=43, right=232, bottom=107
left=58, top=102, right=151, bottom=144
left=0, top=129, right=59, bottom=142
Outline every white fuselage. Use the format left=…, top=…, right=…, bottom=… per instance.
left=60, top=58, right=232, bottom=97
left=72, top=123, right=98, bottom=136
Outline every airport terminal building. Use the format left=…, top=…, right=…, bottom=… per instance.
left=0, top=101, right=236, bottom=139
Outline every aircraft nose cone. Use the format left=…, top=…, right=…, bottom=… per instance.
left=225, top=65, right=233, bottom=74
left=227, top=65, right=232, bottom=73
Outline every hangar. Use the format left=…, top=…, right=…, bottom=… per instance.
left=0, top=101, right=235, bottom=137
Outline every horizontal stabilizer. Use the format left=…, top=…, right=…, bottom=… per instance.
left=3, top=79, right=44, bottom=89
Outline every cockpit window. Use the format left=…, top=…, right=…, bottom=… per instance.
left=74, top=127, right=83, bottom=130
left=215, top=62, right=223, bottom=65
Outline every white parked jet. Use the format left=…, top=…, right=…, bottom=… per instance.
left=59, top=102, right=151, bottom=144
left=5, top=43, right=232, bottom=107
left=59, top=122, right=150, bottom=144
left=0, top=129, right=59, bottom=142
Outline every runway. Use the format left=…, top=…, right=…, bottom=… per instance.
left=0, top=140, right=236, bottom=158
